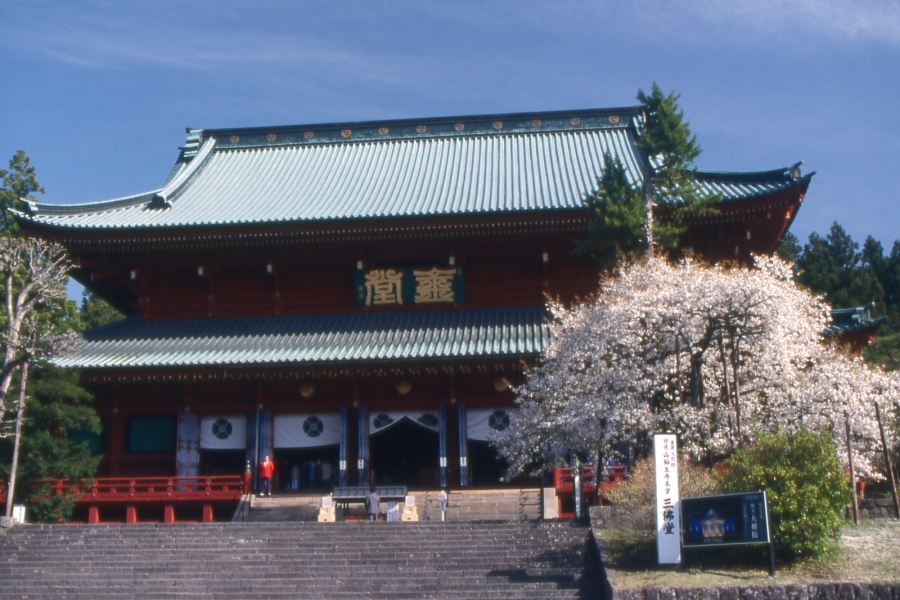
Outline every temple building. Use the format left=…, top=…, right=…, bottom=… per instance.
left=16, top=107, right=812, bottom=491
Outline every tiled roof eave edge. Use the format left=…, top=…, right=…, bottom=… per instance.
left=58, top=351, right=546, bottom=371
left=714, top=172, right=814, bottom=203
left=12, top=137, right=218, bottom=220
left=24, top=210, right=592, bottom=249
left=657, top=173, right=813, bottom=212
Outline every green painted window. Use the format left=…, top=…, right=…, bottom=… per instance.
left=128, top=416, right=176, bottom=453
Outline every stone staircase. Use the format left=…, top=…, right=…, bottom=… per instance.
left=247, top=487, right=543, bottom=522
left=0, top=521, right=601, bottom=599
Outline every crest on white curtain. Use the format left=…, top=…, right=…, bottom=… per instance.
left=466, top=408, right=513, bottom=441
left=369, top=411, right=440, bottom=433
left=200, top=415, right=247, bottom=450
left=274, top=413, right=341, bottom=448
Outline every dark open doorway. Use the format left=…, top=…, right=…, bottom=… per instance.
left=274, top=446, right=339, bottom=492
left=370, top=418, right=439, bottom=488
left=200, top=450, right=245, bottom=476
left=466, top=440, right=508, bottom=485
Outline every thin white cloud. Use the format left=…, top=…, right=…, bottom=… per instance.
left=1, top=5, right=424, bottom=86
left=626, top=0, right=900, bottom=46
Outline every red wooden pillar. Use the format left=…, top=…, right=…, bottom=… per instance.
left=88, top=506, right=100, bottom=524
left=164, top=505, right=175, bottom=523
left=202, top=505, right=213, bottom=523
left=126, top=506, right=137, bottom=524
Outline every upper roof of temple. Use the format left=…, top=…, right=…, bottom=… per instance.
left=14, top=107, right=812, bottom=232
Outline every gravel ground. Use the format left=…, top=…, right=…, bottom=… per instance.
left=600, top=519, right=900, bottom=588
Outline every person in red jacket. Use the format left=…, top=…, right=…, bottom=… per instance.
left=259, top=455, right=275, bottom=496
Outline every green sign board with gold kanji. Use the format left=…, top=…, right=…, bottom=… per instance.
left=355, top=266, right=464, bottom=307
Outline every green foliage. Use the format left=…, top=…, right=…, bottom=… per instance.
left=636, top=83, right=719, bottom=252
left=578, top=84, right=718, bottom=267
left=863, top=331, right=900, bottom=371
left=0, top=151, right=44, bottom=237
left=77, top=291, right=124, bottom=331
left=604, top=456, right=721, bottom=539
left=0, top=364, right=100, bottom=522
left=0, top=152, right=102, bottom=522
left=577, top=153, right=645, bottom=270
left=793, top=222, right=900, bottom=370
left=795, top=223, right=882, bottom=310
left=719, top=429, right=850, bottom=562
left=775, top=231, right=802, bottom=264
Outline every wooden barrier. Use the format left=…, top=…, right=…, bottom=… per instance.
left=39, top=475, right=249, bottom=524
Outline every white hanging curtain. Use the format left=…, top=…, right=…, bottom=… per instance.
left=199, top=415, right=247, bottom=450
left=466, top=408, right=513, bottom=441
left=274, top=413, right=342, bottom=448
left=369, top=410, right=440, bottom=434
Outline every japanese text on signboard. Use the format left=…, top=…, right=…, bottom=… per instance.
left=654, top=434, right=681, bottom=565
left=355, top=267, right=464, bottom=306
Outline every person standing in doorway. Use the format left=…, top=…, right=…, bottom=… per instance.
left=365, top=486, right=380, bottom=521
left=289, top=463, right=300, bottom=491
left=259, top=455, right=275, bottom=497
left=320, top=461, right=333, bottom=489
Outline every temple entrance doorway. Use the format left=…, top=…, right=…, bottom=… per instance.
left=466, top=440, right=508, bottom=485
left=370, top=419, right=439, bottom=488
left=274, top=446, right=339, bottom=492
left=199, top=449, right=244, bottom=476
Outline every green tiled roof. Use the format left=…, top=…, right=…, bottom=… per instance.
left=16, top=107, right=810, bottom=231
left=58, top=307, right=550, bottom=369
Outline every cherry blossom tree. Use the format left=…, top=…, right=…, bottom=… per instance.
left=0, top=237, right=76, bottom=425
left=493, top=256, right=899, bottom=477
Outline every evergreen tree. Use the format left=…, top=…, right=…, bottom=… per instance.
left=0, top=364, right=100, bottom=522
left=0, top=151, right=101, bottom=520
left=78, top=291, right=123, bottom=331
left=579, top=84, right=717, bottom=268
left=576, top=153, right=644, bottom=270
left=0, top=151, right=44, bottom=237
left=635, top=83, right=717, bottom=254
left=795, top=222, right=880, bottom=309
left=775, top=231, right=802, bottom=264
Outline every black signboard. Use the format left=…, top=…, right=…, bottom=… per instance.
left=681, top=491, right=770, bottom=547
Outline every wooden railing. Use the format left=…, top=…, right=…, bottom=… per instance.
left=35, top=474, right=252, bottom=524
left=552, top=466, right=598, bottom=494
left=552, top=465, right=629, bottom=518
left=47, top=475, right=250, bottom=503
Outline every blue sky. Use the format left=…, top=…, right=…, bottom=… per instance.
left=3, top=1, right=899, bottom=288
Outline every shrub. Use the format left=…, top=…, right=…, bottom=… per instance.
left=719, top=429, right=850, bottom=562
left=604, top=456, right=720, bottom=539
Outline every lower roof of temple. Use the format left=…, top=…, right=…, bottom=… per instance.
left=59, top=307, right=550, bottom=370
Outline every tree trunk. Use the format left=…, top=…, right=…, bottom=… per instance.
left=718, top=331, right=732, bottom=405
left=845, top=412, right=859, bottom=525
left=5, top=361, right=28, bottom=520
left=0, top=339, right=21, bottom=418
left=875, top=402, right=900, bottom=519
left=689, top=355, right=704, bottom=407
left=643, top=161, right=654, bottom=257
left=731, top=340, right=742, bottom=440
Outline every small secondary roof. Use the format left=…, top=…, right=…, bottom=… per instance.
left=17, top=107, right=811, bottom=231
left=57, top=307, right=550, bottom=369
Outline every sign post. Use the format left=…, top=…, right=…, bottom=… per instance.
left=681, top=491, right=775, bottom=576
left=438, top=490, right=448, bottom=522
left=653, top=434, right=681, bottom=564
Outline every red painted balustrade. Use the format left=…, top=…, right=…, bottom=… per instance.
left=42, top=474, right=251, bottom=524
left=552, top=465, right=629, bottom=518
